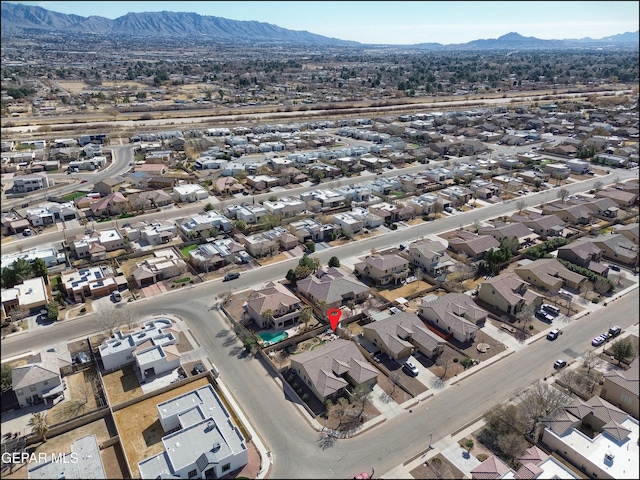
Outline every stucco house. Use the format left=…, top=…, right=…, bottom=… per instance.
left=138, top=384, right=249, bottom=479
left=419, top=293, right=487, bottom=343
left=600, top=357, right=638, bottom=420
left=289, top=339, right=379, bottom=402
left=12, top=350, right=70, bottom=407
left=477, top=273, right=543, bottom=315
left=243, top=281, right=301, bottom=330
left=354, top=254, right=409, bottom=286
left=514, top=258, right=586, bottom=291
left=362, top=311, right=444, bottom=360
left=296, top=267, right=370, bottom=311
left=407, top=239, right=454, bottom=278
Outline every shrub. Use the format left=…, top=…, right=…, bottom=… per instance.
left=592, top=297, right=600, bottom=303
left=302, top=393, right=309, bottom=401
left=80, top=307, right=87, bottom=313
left=529, top=325, right=534, bottom=330
left=477, top=454, right=489, bottom=462
left=453, top=358, right=459, bottom=363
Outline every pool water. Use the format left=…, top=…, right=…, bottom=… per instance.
left=258, top=331, right=289, bottom=345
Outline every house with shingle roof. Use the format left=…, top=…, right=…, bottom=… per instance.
left=613, top=222, right=639, bottom=244
left=447, top=230, right=500, bottom=260
left=541, top=203, right=593, bottom=225
left=362, top=311, right=444, bottom=360
left=407, top=239, right=454, bottom=278
left=590, top=234, right=638, bottom=266
left=243, top=281, right=301, bottom=329
left=509, top=212, right=566, bottom=239
left=478, top=222, right=538, bottom=247
left=541, top=396, right=639, bottom=480
left=89, top=192, right=130, bottom=217
left=12, top=350, right=69, bottom=407
left=419, top=293, right=487, bottom=343
left=514, top=258, right=586, bottom=291
left=354, top=254, right=409, bottom=286
left=478, top=273, right=543, bottom=315
left=595, top=188, right=638, bottom=207
left=556, top=239, right=609, bottom=277
left=296, top=267, right=370, bottom=311
left=601, top=357, right=639, bottom=420
left=289, top=339, right=379, bottom=402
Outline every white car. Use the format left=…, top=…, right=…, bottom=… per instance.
left=403, top=361, right=419, bottom=377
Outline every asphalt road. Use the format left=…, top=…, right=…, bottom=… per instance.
left=3, top=274, right=637, bottom=478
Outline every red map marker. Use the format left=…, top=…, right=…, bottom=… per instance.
left=327, top=308, right=342, bottom=332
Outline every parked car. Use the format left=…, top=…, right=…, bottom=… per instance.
left=547, top=329, right=561, bottom=341
left=553, top=359, right=567, bottom=369
left=402, top=361, right=419, bottom=377
left=192, top=363, right=206, bottom=375
left=592, top=335, right=607, bottom=347
left=223, top=272, right=240, bottom=281
left=536, top=310, right=554, bottom=323
left=22, top=229, right=33, bottom=236
left=609, top=265, right=621, bottom=272
left=608, top=326, right=622, bottom=338
left=111, top=291, right=122, bottom=302
left=542, top=304, right=560, bottom=316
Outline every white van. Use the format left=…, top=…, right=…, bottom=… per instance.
left=542, top=304, right=560, bottom=316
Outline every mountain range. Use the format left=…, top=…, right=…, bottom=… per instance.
left=1, top=2, right=638, bottom=49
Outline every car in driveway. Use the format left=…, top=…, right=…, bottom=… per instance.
left=536, top=310, right=555, bottom=323
left=553, top=359, right=567, bottom=369
left=402, top=361, right=419, bottom=377
left=592, top=335, right=608, bottom=347
left=23, top=228, right=33, bottom=236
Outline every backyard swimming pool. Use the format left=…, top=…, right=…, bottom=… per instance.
left=258, top=330, right=289, bottom=346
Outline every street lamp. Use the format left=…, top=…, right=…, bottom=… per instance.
left=428, top=431, right=433, bottom=450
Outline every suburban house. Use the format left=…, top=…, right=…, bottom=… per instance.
left=362, top=311, right=444, bottom=360
left=127, top=190, right=173, bottom=210
left=1, top=277, right=51, bottom=319
left=131, top=248, right=189, bottom=288
left=419, top=293, right=488, bottom=343
left=354, top=254, right=410, bottom=286
left=556, top=240, right=610, bottom=277
left=590, top=234, right=638, bottom=266
left=214, top=176, right=246, bottom=195
left=12, top=173, right=51, bottom=193
left=2, top=245, right=65, bottom=270
left=137, top=384, right=249, bottom=479
left=60, top=266, right=121, bottom=302
left=288, top=218, right=340, bottom=243
left=189, top=239, right=246, bottom=272
left=446, top=230, right=500, bottom=260
left=243, top=281, right=302, bottom=330
left=263, top=197, right=306, bottom=218
left=296, top=267, right=370, bottom=311
left=407, top=239, right=454, bottom=279
left=29, top=435, right=107, bottom=479
left=542, top=203, right=593, bottom=225
left=289, top=339, right=379, bottom=402
left=509, top=212, right=566, bottom=239
left=98, top=318, right=181, bottom=379
left=93, top=177, right=125, bottom=195
left=178, top=211, right=232, bottom=237
left=89, top=192, right=130, bottom=217
left=477, top=273, right=543, bottom=315
left=541, top=396, right=639, bottom=480
left=173, top=184, right=209, bottom=203
left=514, top=258, right=587, bottom=291
left=613, top=223, right=639, bottom=244
left=600, top=357, right=639, bottom=420
left=121, top=220, right=179, bottom=250
left=239, top=227, right=298, bottom=257
left=25, top=202, right=79, bottom=226
left=471, top=446, right=580, bottom=480
left=595, top=188, right=638, bottom=207
left=478, top=221, right=538, bottom=248
left=68, top=229, right=126, bottom=260
left=12, top=349, right=70, bottom=408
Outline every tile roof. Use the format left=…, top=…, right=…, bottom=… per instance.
left=515, top=258, right=585, bottom=286
left=245, top=281, right=300, bottom=315
left=421, top=293, right=487, bottom=336
left=470, top=455, right=512, bottom=479
left=602, top=357, right=639, bottom=392
left=481, top=273, right=540, bottom=307
left=296, top=267, right=370, bottom=304
left=363, top=312, right=442, bottom=355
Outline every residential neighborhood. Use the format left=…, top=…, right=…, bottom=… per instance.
left=1, top=4, right=639, bottom=480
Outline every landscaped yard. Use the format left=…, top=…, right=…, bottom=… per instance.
left=179, top=244, right=198, bottom=257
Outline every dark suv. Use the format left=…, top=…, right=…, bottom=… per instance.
left=223, top=272, right=240, bottom=281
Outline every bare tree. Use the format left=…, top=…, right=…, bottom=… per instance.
left=497, top=431, right=528, bottom=467
left=593, top=278, right=611, bottom=296
left=593, top=180, right=604, bottom=191
left=516, top=199, right=526, bottom=213
left=582, top=350, right=602, bottom=376
left=94, top=303, right=135, bottom=336
left=557, top=188, right=570, bottom=203
left=559, top=369, right=581, bottom=396
left=519, top=380, right=571, bottom=441
left=317, top=430, right=336, bottom=450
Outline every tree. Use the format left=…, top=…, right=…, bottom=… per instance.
left=328, top=256, right=340, bottom=268
left=464, top=439, right=474, bottom=452
left=300, top=306, right=313, bottom=330
left=203, top=202, right=214, bottom=212
left=593, top=278, right=611, bottom=296
left=94, top=303, right=135, bottom=336
left=1, top=363, right=12, bottom=392
left=317, top=300, right=328, bottom=316
left=31, top=258, right=48, bottom=281
left=582, top=350, right=602, bottom=377
left=12, top=258, right=32, bottom=283
left=261, top=309, right=274, bottom=329
left=516, top=199, right=526, bottom=213
left=232, top=220, right=247, bottom=232
left=519, top=380, right=571, bottom=441
left=28, top=412, right=49, bottom=442
left=611, top=338, right=635, bottom=365
left=305, top=241, right=316, bottom=253
left=557, top=188, right=570, bottom=203
left=286, top=269, right=297, bottom=285
left=294, top=265, right=312, bottom=280
left=46, top=302, right=59, bottom=321
left=593, top=180, right=604, bottom=191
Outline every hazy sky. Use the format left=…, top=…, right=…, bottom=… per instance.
left=7, top=1, right=639, bottom=45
